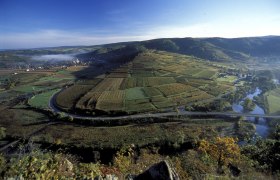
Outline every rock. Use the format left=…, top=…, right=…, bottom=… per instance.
left=105, top=174, right=118, bottom=180
left=228, top=163, right=241, bottom=177
left=134, top=160, right=180, bottom=180
left=126, top=174, right=136, bottom=180
left=65, top=159, right=73, bottom=171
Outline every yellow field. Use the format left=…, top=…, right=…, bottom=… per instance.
left=95, top=90, right=125, bottom=111
left=92, top=78, right=124, bottom=91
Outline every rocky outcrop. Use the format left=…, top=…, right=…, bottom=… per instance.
left=134, top=160, right=180, bottom=180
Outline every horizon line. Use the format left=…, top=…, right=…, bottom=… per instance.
left=1, top=34, right=279, bottom=51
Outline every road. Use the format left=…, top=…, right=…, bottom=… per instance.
left=49, top=91, right=280, bottom=121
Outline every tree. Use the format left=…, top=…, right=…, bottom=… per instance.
left=242, top=98, right=255, bottom=111
left=114, top=145, right=135, bottom=174
left=198, top=137, right=241, bottom=174
left=272, top=124, right=280, bottom=140
left=242, top=138, right=280, bottom=172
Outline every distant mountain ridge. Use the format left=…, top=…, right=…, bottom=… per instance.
left=139, top=36, right=280, bottom=61
left=1, top=36, right=280, bottom=63
left=76, top=36, right=280, bottom=62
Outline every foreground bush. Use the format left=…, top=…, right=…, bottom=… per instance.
left=198, top=137, right=241, bottom=174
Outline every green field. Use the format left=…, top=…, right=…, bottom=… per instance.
left=217, top=75, right=238, bottom=83
left=37, top=76, right=63, bottom=82
left=28, top=89, right=61, bottom=109
left=14, top=85, right=48, bottom=93
left=193, top=69, right=217, bottom=79
left=125, top=87, right=147, bottom=100
left=37, top=75, right=73, bottom=83
left=265, top=88, right=280, bottom=114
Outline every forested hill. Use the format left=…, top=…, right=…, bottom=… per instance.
left=140, top=36, right=280, bottom=62
left=2, top=36, right=280, bottom=64
left=75, top=36, right=280, bottom=63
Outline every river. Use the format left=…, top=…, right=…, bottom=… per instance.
left=232, top=88, right=269, bottom=138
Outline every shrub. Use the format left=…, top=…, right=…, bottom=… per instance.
left=198, top=137, right=241, bottom=174
left=113, top=145, right=135, bottom=174
left=75, top=163, right=101, bottom=179
left=4, top=150, right=75, bottom=179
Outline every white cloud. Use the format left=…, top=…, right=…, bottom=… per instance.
left=0, top=29, right=150, bottom=49
left=1, top=19, right=280, bottom=49
left=145, top=20, right=280, bottom=39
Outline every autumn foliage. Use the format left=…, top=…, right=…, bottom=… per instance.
left=198, top=137, right=241, bottom=173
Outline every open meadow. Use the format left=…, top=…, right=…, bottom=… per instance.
left=264, top=87, right=280, bottom=114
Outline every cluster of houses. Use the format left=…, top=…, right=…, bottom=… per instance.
left=11, top=58, right=90, bottom=73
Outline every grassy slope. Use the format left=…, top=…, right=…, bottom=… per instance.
left=142, top=36, right=280, bottom=62
left=28, top=89, right=61, bottom=109
left=265, top=88, right=280, bottom=114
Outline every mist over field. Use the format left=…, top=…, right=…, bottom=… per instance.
left=31, top=54, right=75, bottom=61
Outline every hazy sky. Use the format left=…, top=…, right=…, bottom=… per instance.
left=0, top=0, right=280, bottom=49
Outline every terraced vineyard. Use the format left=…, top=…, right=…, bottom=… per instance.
left=55, top=51, right=236, bottom=114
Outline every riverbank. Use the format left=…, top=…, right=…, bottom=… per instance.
left=232, top=87, right=270, bottom=138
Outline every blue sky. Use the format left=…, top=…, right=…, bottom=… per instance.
left=0, top=0, right=280, bottom=49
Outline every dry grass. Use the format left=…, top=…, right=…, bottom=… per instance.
left=95, top=90, right=125, bottom=111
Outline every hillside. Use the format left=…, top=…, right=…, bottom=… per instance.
left=141, top=36, right=280, bottom=62
left=22, top=35, right=278, bottom=115
left=55, top=50, right=235, bottom=115
left=1, top=36, right=280, bottom=68
left=73, top=36, right=280, bottom=63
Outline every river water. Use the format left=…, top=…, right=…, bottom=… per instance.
left=232, top=88, right=269, bottom=138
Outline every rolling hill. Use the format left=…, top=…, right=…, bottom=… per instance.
left=74, top=36, right=280, bottom=63
left=1, top=36, right=280, bottom=67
